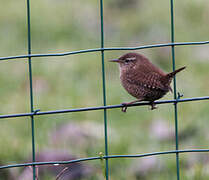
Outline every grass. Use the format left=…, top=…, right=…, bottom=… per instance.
left=0, top=0, right=209, bottom=179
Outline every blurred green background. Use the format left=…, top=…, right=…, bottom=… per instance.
left=0, top=0, right=209, bottom=179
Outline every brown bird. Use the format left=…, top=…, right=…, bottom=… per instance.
left=110, top=52, right=186, bottom=112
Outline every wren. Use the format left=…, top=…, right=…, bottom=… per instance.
left=110, top=52, right=186, bottom=112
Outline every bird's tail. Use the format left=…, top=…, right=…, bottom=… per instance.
left=166, top=66, right=186, bottom=78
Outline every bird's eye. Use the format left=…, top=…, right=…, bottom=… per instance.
left=125, top=59, right=130, bottom=63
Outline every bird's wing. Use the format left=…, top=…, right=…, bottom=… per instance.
left=126, top=70, right=167, bottom=91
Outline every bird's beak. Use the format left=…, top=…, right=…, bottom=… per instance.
left=109, top=59, right=119, bottom=63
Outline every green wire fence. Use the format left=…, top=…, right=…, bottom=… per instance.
left=0, top=0, right=209, bottom=180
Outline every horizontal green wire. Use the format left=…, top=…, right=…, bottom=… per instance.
left=1, top=149, right=209, bottom=170
left=0, top=96, right=208, bottom=119
left=0, top=41, right=209, bottom=61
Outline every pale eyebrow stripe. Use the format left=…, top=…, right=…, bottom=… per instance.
left=126, top=57, right=136, bottom=60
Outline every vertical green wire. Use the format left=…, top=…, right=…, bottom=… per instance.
left=99, top=0, right=109, bottom=179
left=26, top=0, right=36, bottom=179
left=170, top=0, right=180, bottom=180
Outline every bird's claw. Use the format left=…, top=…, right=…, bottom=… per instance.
left=150, top=103, right=157, bottom=110
left=121, top=103, right=128, bottom=113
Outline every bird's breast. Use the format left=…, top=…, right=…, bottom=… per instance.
left=120, top=74, right=144, bottom=99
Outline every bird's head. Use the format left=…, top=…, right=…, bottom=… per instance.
left=109, top=52, right=144, bottom=70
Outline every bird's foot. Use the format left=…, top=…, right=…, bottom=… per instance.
left=121, top=99, right=143, bottom=112
left=121, top=103, right=128, bottom=113
left=150, top=102, right=157, bottom=110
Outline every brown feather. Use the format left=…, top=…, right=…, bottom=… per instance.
left=111, top=52, right=186, bottom=111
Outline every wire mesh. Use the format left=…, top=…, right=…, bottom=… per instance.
left=0, top=0, right=209, bottom=180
